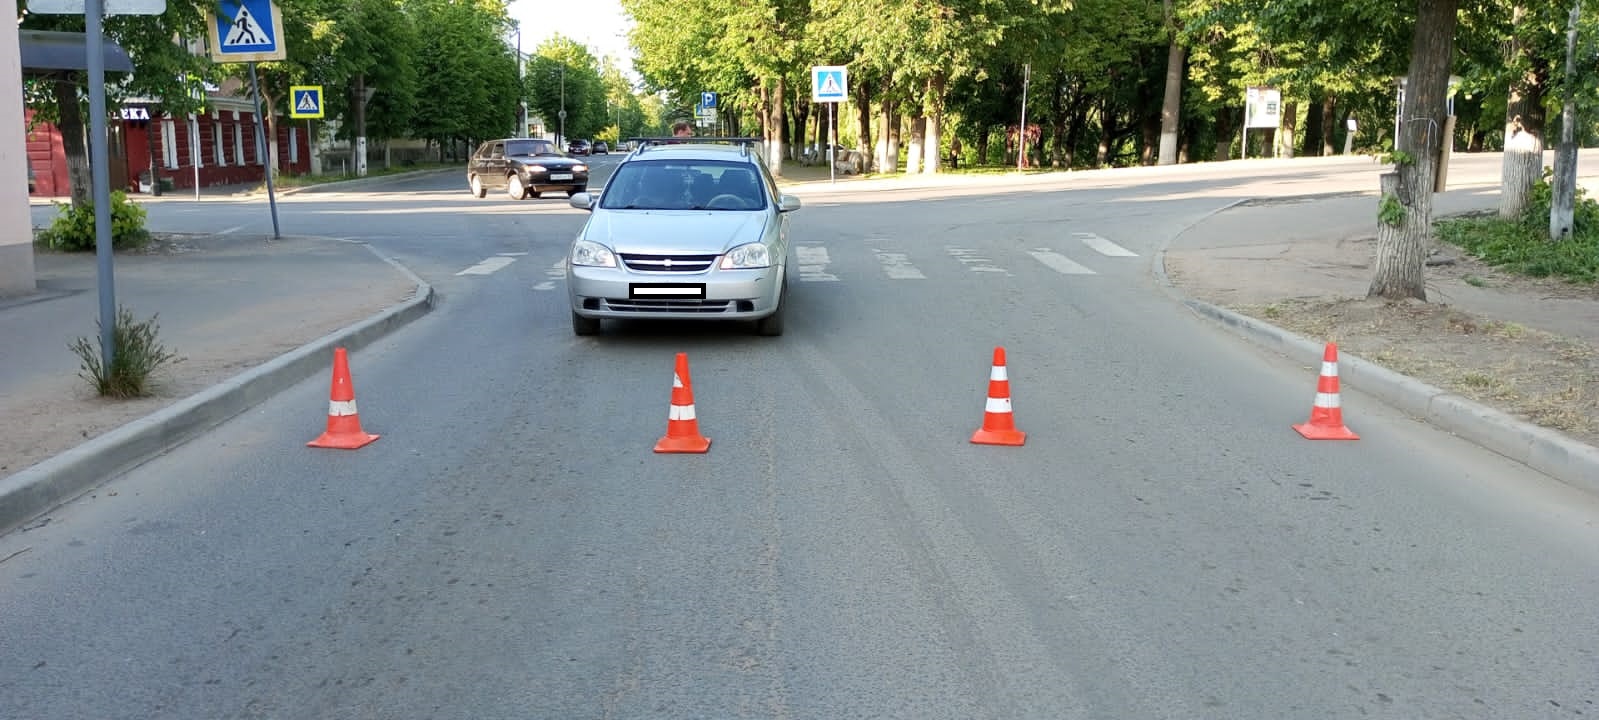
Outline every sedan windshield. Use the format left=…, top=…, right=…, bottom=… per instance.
left=599, top=160, right=768, bottom=211
left=506, top=140, right=559, bottom=157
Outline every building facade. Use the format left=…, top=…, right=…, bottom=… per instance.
left=25, top=93, right=314, bottom=198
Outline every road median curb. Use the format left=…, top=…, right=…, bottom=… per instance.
left=0, top=253, right=436, bottom=535
left=1170, top=275, right=1599, bottom=498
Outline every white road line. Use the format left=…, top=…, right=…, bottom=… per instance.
left=456, top=256, right=517, bottom=276
left=533, top=258, right=565, bottom=290
left=1075, top=232, right=1139, bottom=257
left=947, top=247, right=1010, bottom=274
left=1029, top=248, right=1097, bottom=275
left=874, top=250, right=926, bottom=279
left=498, top=251, right=529, bottom=257
left=796, top=245, right=839, bottom=282
left=219, top=225, right=244, bottom=235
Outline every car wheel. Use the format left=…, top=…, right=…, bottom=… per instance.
left=754, top=277, right=786, bottom=337
left=508, top=174, right=527, bottom=200
left=470, top=175, right=485, bottom=198
left=572, top=311, right=601, bottom=336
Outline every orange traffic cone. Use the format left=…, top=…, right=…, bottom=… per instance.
left=971, top=346, right=1026, bottom=446
left=1293, top=342, right=1359, bottom=440
left=655, top=352, right=710, bottom=453
left=307, top=347, right=381, bottom=449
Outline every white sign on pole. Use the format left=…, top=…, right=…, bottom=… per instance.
left=1244, top=86, right=1281, bottom=129
left=812, top=65, right=848, bottom=103
left=27, top=0, right=164, bottom=14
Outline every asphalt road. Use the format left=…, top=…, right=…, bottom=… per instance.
left=6, top=155, right=1598, bottom=719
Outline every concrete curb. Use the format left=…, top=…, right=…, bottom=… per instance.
left=277, top=168, right=457, bottom=196
left=0, top=248, right=437, bottom=534
left=1154, top=205, right=1599, bottom=498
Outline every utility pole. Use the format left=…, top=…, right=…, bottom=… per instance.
left=558, top=65, right=566, bottom=146
left=1017, top=63, right=1030, bottom=173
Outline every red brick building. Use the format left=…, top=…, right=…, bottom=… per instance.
left=25, top=91, right=314, bottom=198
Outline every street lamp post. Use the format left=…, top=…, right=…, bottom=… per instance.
left=559, top=65, right=566, bottom=146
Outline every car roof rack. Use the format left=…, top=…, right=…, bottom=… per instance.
left=628, top=136, right=764, bottom=156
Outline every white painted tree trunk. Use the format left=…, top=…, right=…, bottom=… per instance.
left=905, top=115, right=925, bottom=175
left=1501, top=129, right=1543, bottom=218
left=923, top=118, right=940, bottom=174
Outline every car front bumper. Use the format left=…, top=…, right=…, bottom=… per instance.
left=567, top=264, right=782, bottom=320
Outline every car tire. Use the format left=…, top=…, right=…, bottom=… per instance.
left=529, top=190, right=542, bottom=199
left=508, top=174, right=527, bottom=200
left=572, top=311, right=601, bottom=336
left=470, top=175, right=485, bottom=198
left=754, top=277, right=786, bottom=337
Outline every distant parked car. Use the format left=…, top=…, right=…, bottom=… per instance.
left=592, top=141, right=609, bottom=155
left=567, top=139, right=591, bottom=156
left=466, top=137, right=589, bottom=200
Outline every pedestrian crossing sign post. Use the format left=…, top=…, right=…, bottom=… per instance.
left=206, top=0, right=286, bottom=62
left=290, top=86, right=324, bottom=119
left=811, top=65, right=848, bottom=103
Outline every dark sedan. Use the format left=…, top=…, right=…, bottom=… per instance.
left=467, top=138, right=589, bottom=200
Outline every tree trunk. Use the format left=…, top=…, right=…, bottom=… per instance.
left=1370, top=0, right=1459, bottom=301
left=1501, top=4, right=1547, bottom=219
left=906, top=114, right=925, bottom=175
left=146, top=114, right=161, bottom=196
left=53, top=78, right=92, bottom=208
left=1214, top=107, right=1236, bottom=161
left=923, top=75, right=945, bottom=173
left=1157, top=1, right=1184, bottom=166
left=1549, top=0, right=1581, bottom=240
left=769, top=76, right=786, bottom=175
left=854, top=81, right=873, bottom=172
left=1066, top=97, right=1090, bottom=167
left=876, top=81, right=896, bottom=173
left=1321, top=97, right=1337, bottom=156
left=1302, top=96, right=1324, bottom=157
left=1278, top=101, right=1298, bottom=158
left=1096, top=101, right=1115, bottom=167
left=1050, top=75, right=1069, bottom=168
left=886, top=102, right=900, bottom=173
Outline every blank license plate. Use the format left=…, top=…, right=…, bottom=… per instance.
left=549, top=173, right=573, bottom=181
left=630, top=283, right=706, bottom=299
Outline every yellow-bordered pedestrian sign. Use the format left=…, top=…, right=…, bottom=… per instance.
left=290, top=86, right=324, bottom=119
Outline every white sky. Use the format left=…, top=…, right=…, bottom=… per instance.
left=510, top=0, right=638, bottom=82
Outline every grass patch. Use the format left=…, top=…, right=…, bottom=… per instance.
left=259, top=161, right=457, bottom=190
left=1436, top=173, right=1599, bottom=284
left=70, top=306, right=180, bottom=398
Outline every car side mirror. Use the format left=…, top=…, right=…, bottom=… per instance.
left=569, top=192, right=596, bottom=211
left=778, top=194, right=802, bottom=213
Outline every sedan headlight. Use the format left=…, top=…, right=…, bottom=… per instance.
left=571, top=239, right=617, bottom=267
left=572, top=165, right=589, bottom=173
left=719, top=242, right=771, bottom=269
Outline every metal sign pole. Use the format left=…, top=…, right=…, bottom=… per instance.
left=248, top=61, right=282, bottom=239
left=86, top=0, right=117, bottom=371
left=829, top=102, right=836, bottom=185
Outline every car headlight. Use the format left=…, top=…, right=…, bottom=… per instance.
left=571, top=239, right=617, bottom=268
left=526, top=166, right=547, bottom=173
left=572, top=165, right=588, bottom=173
left=719, top=242, right=771, bottom=269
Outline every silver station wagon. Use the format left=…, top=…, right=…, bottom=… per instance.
left=564, top=138, right=802, bottom=337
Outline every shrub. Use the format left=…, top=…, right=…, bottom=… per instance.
left=70, top=306, right=180, bottom=398
left=37, top=191, right=151, bottom=252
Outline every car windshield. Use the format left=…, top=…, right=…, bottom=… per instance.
left=506, top=140, right=559, bottom=157
left=599, top=159, right=767, bottom=211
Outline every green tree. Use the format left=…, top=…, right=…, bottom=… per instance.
left=527, top=36, right=606, bottom=144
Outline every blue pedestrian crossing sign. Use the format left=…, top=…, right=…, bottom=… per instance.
left=812, top=65, right=848, bottom=103
left=207, top=0, right=287, bottom=62
left=290, top=85, right=324, bottom=119
left=701, top=91, right=718, bottom=109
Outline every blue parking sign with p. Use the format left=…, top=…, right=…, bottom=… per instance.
left=701, top=91, right=717, bottom=109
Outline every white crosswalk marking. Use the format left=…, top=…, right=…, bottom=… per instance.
left=1075, top=232, right=1139, bottom=257
left=874, top=249, right=926, bottom=279
left=796, top=245, right=839, bottom=282
left=947, top=247, right=1010, bottom=274
left=533, top=258, right=566, bottom=290
left=456, top=256, right=517, bottom=276
left=1028, top=248, right=1097, bottom=275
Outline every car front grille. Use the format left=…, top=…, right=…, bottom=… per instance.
left=619, top=254, right=718, bottom=273
left=602, top=298, right=734, bottom=313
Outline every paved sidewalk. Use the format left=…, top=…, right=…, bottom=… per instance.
left=1163, top=183, right=1599, bottom=494
left=0, top=232, right=431, bottom=534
